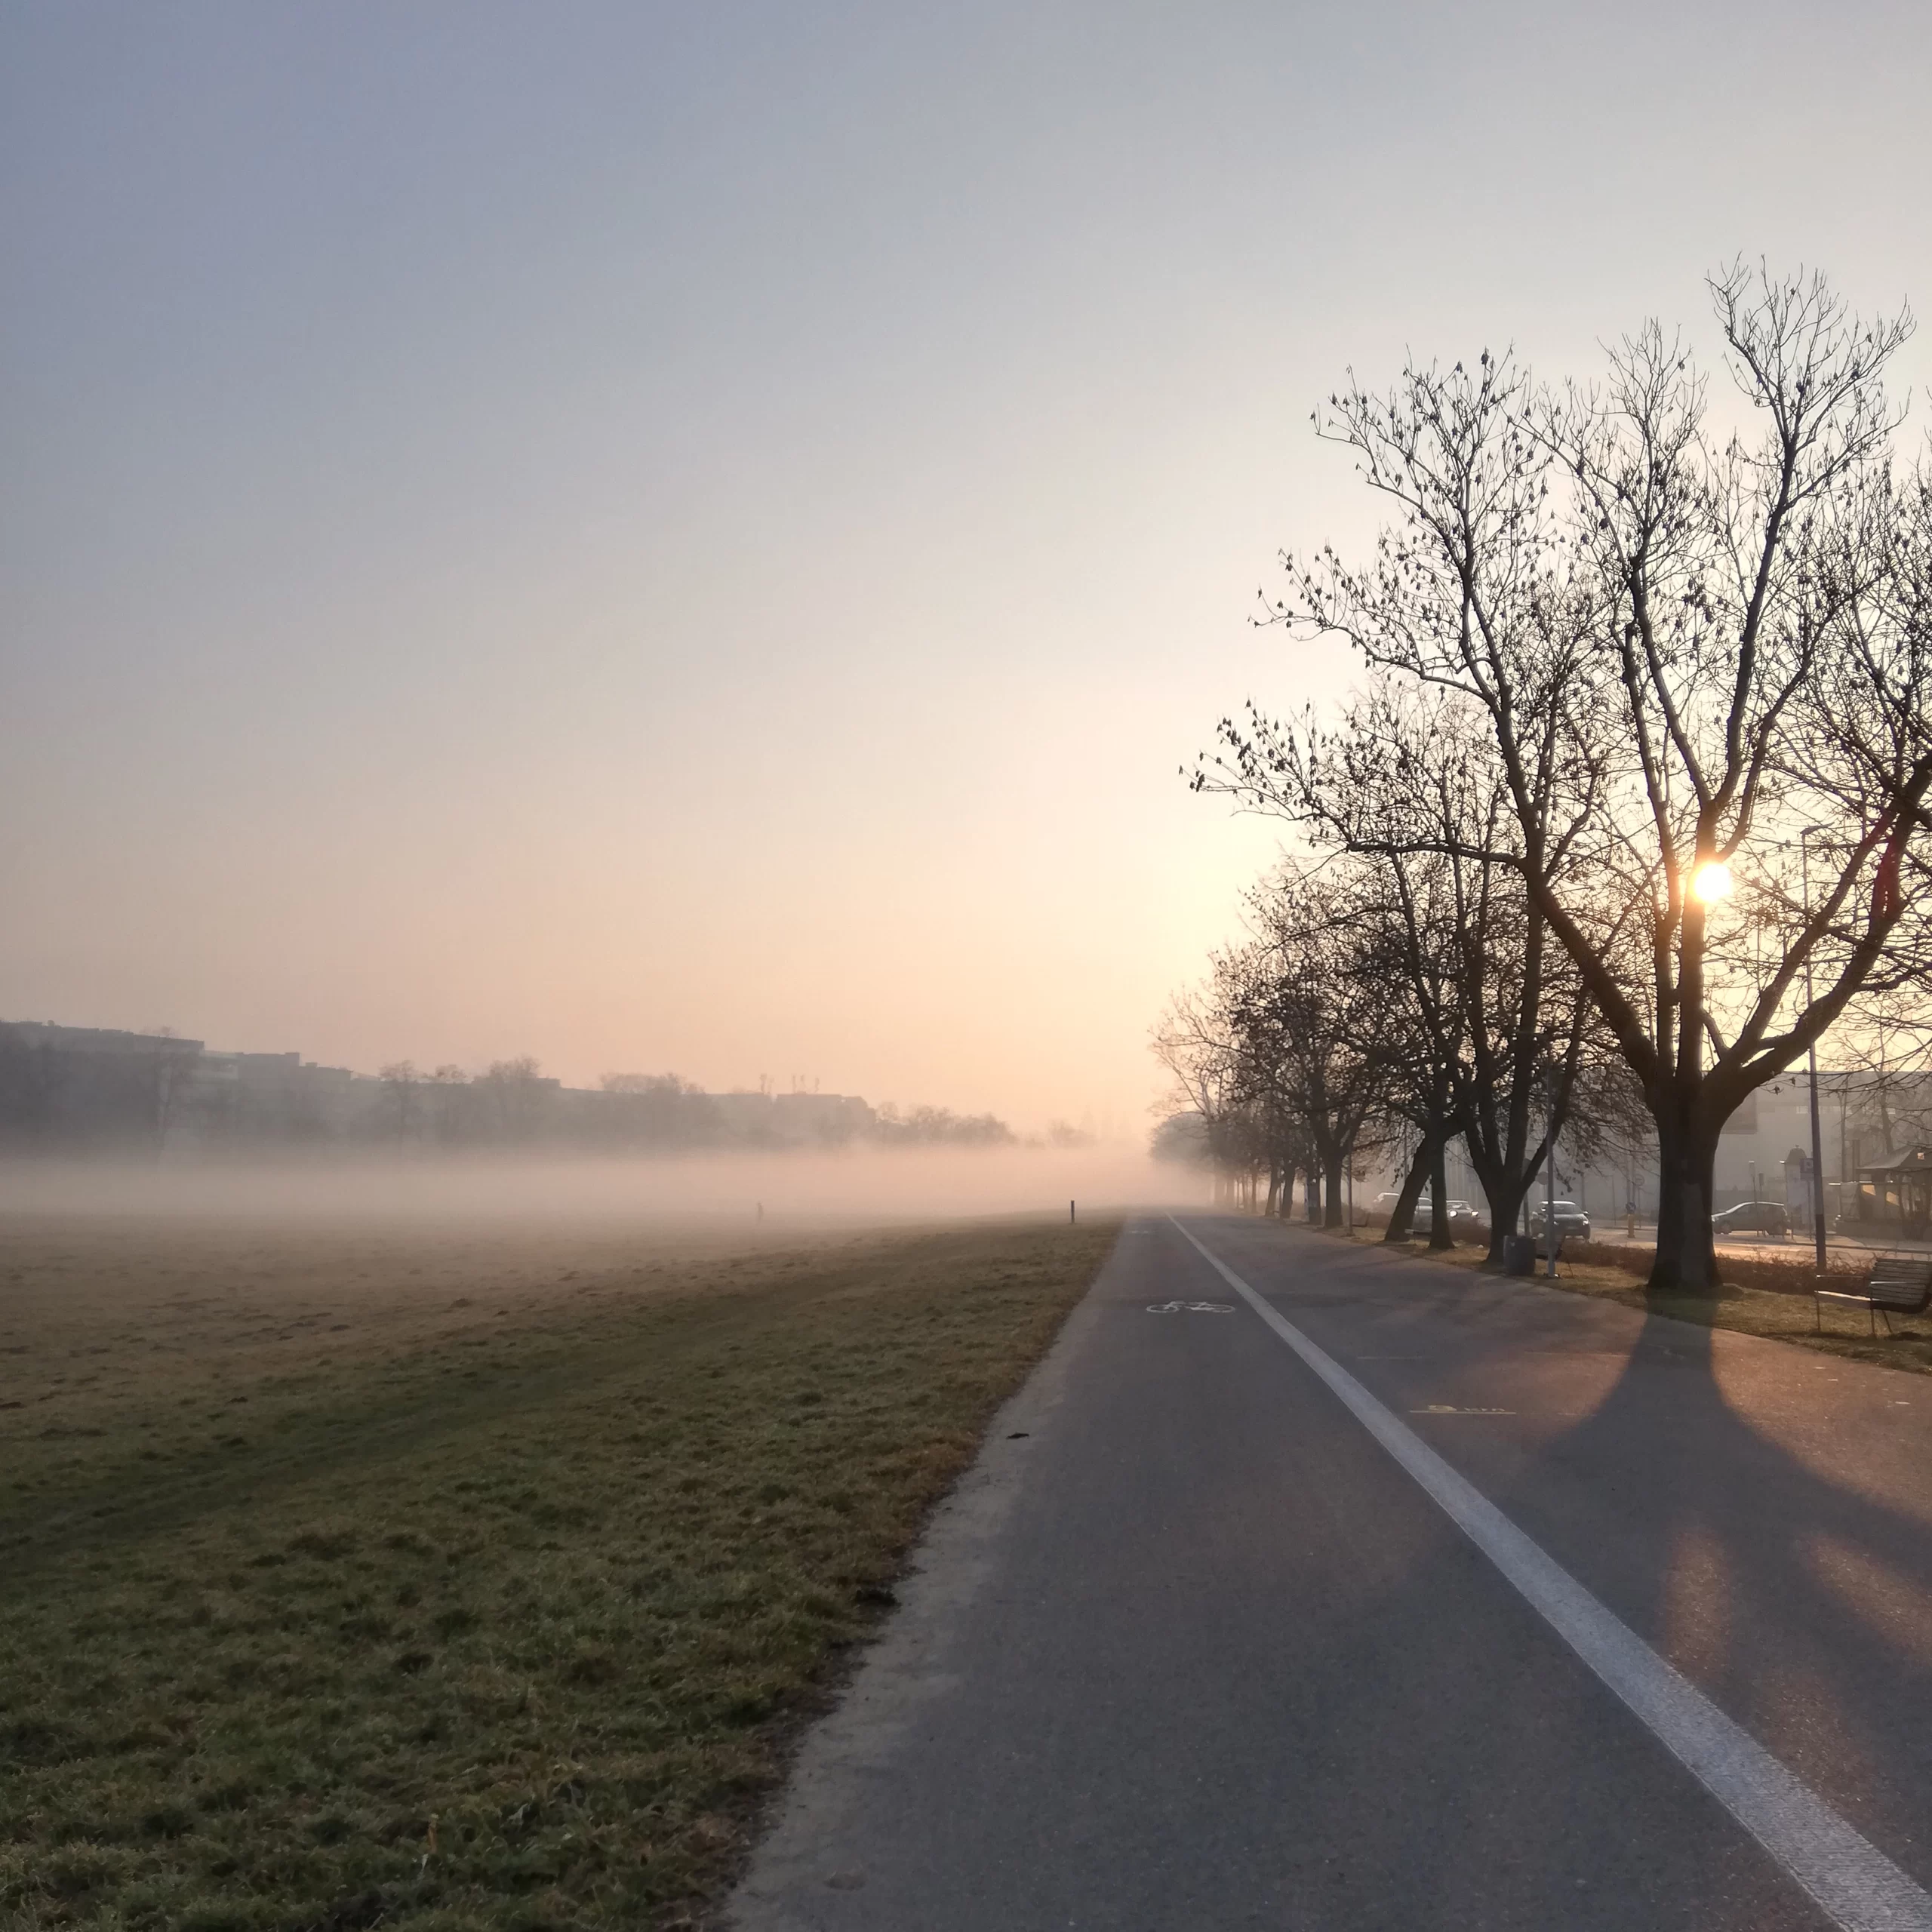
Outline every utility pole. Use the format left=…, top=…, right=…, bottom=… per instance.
left=1545, top=1061, right=1560, bottom=1278
left=1839, top=1084, right=1850, bottom=1220
left=1801, top=829, right=1830, bottom=1272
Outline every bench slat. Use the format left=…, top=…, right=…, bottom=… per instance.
left=1869, top=1259, right=1932, bottom=1287
left=1817, top=1257, right=1932, bottom=1316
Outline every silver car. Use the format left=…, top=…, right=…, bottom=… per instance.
left=1531, top=1200, right=1592, bottom=1241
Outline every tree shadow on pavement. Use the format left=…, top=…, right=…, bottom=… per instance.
left=1489, top=1301, right=1932, bottom=1859
left=1195, top=1222, right=1932, bottom=1925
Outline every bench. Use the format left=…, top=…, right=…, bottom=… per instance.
left=1815, top=1254, right=1932, bottom=1337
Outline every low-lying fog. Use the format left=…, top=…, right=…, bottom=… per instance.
left=0, top=1146, right=1200, bottom=1228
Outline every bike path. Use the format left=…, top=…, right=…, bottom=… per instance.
left=731, top=1216, right=1932, bottom=1931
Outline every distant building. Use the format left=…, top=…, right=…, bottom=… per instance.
left=710, top=1089, right=875, bottom=1146
left=0, top=1020, right=900, bottom=1157
left=0, top=1021, right=360, bottom=1152
left=1854, top=1146, right=1932, bottom=1238
left=0, top=1022, right=203, bottom=1150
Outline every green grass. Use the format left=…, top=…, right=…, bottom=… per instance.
left=0, top=1217, right=1116, bottom=1930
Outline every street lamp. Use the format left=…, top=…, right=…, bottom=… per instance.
left=1800, top=828, right=1831, bottom=1271
left=1544, top=1058, right=1560, bottom=1279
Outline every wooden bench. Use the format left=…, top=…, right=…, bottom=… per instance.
left=1815, top=1254, right=1932, bottom=1337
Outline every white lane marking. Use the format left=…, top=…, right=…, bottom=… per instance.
left=1169, top=1217, right=1932, bottom=1932
left=1146, top=1300, right=1235, bottom=1315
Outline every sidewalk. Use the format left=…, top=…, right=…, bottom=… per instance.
left=1592, top=1222, right=1932, bottom=1262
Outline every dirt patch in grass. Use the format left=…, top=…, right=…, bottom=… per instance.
left=0, top=1214, right=1118, bottom=1930
left=1346, top=1228, right=1932, bottom=1377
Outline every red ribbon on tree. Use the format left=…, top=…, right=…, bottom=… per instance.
left=1872, top=806, right=1907, bottom=925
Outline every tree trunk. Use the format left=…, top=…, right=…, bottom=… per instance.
left=1324, top=1153, right=1346, bottom=1229
left=1384, top=1137, right=1432, bottom=1242
left=1651, top=1108, right=1720, bottom=1293
left=1478, top=1174, right=1528, bottom=1266
left=1278, top=1165, right=1297, bottom=1220
left=1305, top=1168, right=1322, bottom=1224
left=1428, top=1140, right=1454, bottom=1250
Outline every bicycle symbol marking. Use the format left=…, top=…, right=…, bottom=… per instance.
left=1146, top=1300, right=1235, bottom=1315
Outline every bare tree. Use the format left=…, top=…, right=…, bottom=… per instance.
left=1204, top=688, right=1614, bottom=1260
left=1823, top=987, right=1932, bottom=1184
left=425, top=1063, right=472, bottom=1146
left=1232, top=866, right=1402, bottom=1229
left=475, top=1057, right=552, bottom=1143
left=1151, top=983, right=1260, bottom=1206
left=135, top=1029, right=202, bottom=1158
left=377, top=1060, right=422, bottom=1143
left=1149, top=1111, right=1214, bottom=1168
left=1346, top=845, right=1465, bottom=1248
left=1152, top=972, right=1306, bottom=1211
left=1230, top=265, right=1931, bottom=1290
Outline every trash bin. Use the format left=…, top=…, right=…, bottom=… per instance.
left=1503, top=1233, right=1537, bottom=1276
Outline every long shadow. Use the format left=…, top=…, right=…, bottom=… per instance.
left=1493, top=1297, right=1932, bottom=1841
left=1231, top=1220, right=1932, bottom=1898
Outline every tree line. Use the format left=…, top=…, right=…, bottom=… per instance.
left=1161, top=264, right=1932, bottom=1291
left=369, top=1063, right=1019, bottom=1152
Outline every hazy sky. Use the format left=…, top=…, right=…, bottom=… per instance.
left=5, top=2, right=1928, bottom=1132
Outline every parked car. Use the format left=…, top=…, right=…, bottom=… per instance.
left=1712, top=1200, right=1791, bottom=1238
left=1530, top=1200, right=1592, bottom=1241
left=1412, top=1197, right=1481, bottom=1235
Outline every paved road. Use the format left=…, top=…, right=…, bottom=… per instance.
left=731, top=1217, right=1932, bottom=1931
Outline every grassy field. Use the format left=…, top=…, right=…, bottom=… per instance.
left=0, top=1211, right=1118, bottom=1931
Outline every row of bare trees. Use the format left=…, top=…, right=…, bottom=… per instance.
left=1165, top=264, right=1932, bottom=1291
left=373, top=1063, right=1015, bottom=1152
left=374, top=1057, right=561, bottom=1146
left=1153, top=850, right=1641, bottom=1267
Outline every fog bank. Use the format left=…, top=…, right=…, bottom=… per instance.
left=0, top=1146, right=1199, bottom=1229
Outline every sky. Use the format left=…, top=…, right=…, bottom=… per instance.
left=4, top=0, right=1929, bottom=1135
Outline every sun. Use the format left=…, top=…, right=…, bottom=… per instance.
left=1692, top=860, right=1734, bottom=904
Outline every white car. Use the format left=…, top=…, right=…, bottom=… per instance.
left=1411, top=1197, right=1479, bottom=1235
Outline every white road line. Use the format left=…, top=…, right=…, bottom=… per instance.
left=1169, top=1217, right=1932, bottom=1932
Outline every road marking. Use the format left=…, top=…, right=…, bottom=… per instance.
left=1170, top=1217, right=1932, bottom=1932
left=1412, top=1404, right=1515, bottom=1416
left=1146, top=1300, right=1235, bottom=1315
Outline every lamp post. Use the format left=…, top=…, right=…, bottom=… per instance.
left=1544, top=1058, right=1559, bottom=1279
left=1800, top=828, right=1830, bottom=1272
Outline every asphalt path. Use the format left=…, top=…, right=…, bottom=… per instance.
left=731, top=1216, right=1932, bottom=1931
